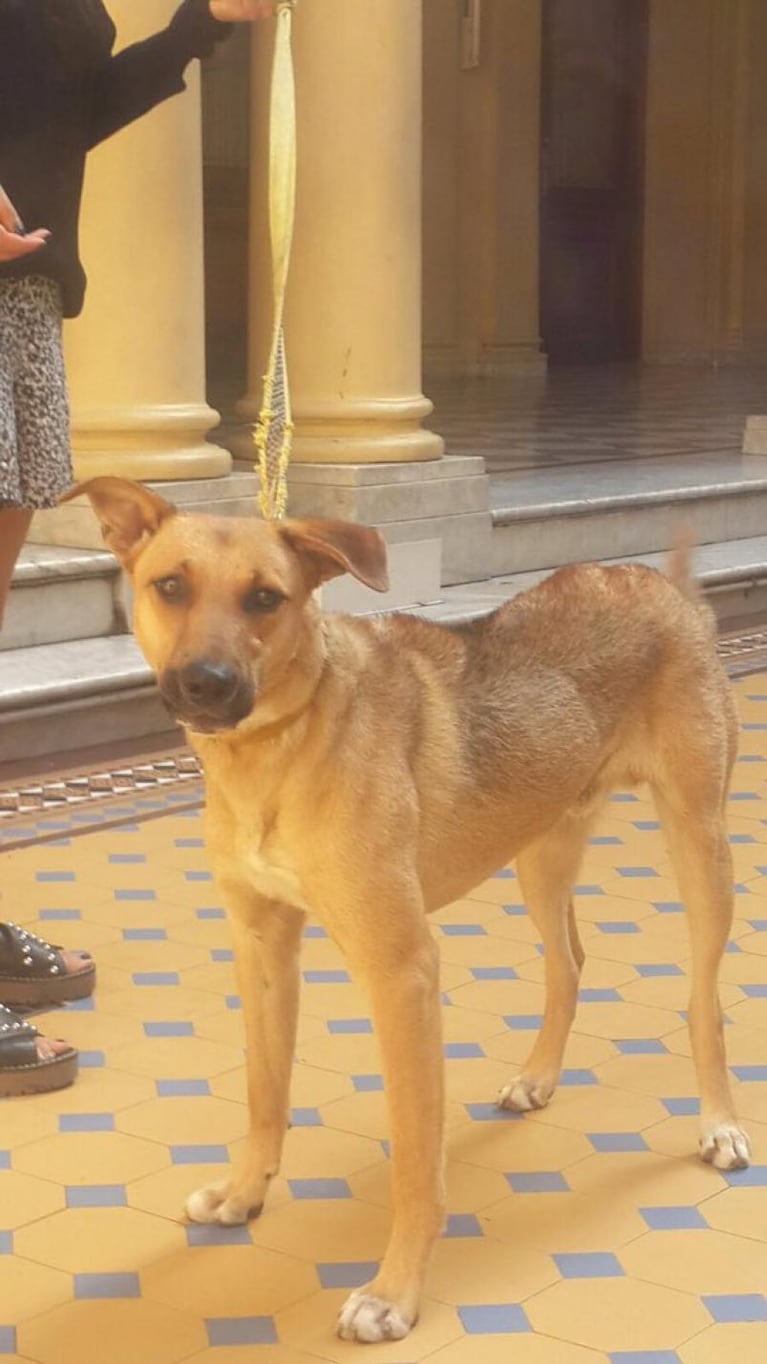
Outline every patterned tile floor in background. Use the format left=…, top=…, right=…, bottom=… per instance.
left=1, top=675, right=767, bottom=1363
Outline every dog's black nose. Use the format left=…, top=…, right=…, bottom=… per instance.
left=178, top=659, right=241, bottom=707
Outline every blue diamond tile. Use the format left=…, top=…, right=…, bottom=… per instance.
left=36, top=871, right=76, bottom=882
left=352, top=1075, right=384, bottom=1092
left=303, top=969, right=350, bottom=983
left=115, top=889, right=156, bottom=901
left=196, top=907, right=226, bottom=920
left=226, top=995, right=241, bottom=1009
left=506, top=1171, right=569, bottom=1193
left=210, top=949, right=233, bottom=962
left=588, top=1133, right=648, bottom=1153
left=574, top=885, right=604, bottom=895
left=635, top=964, right=683, bottom=977
left=327, top=1019, right=372, bottom=1034
left=108, top=853, right=147, bottom=864
left=303, top=925, right=328, bottom=938
left=610, top=793, right=639, bottom=802
left=749, top=919, right=767, bottom=931
left=144, top=1021, right=194, bottom=1037
left=633, top=821, right=661, bottom=831
left=662, top=1097, right=700, bottom=1116
left=555, top=1252, right=624, bottom=1278
left=617, top=867, right=658, bottom=878
left=609, top=1354, right=681, bottom=1364
left=502, top=903, right=527, bottom=916
left=640, top=1206, right=707, bottom=1230
left=132, top=972, right=180, bottom=986
left=614, top=1039, right=668, bottom=1055
left=465, top=1104, right=522, bottom=1122
left=66, top=1186, right=127, bottom=1208
left=444, top=1042, right=485, bottom=1059
left=75, top=1273, right=140, bottom=1299
left=185, top=871, right=213, bottom=881
left=560, top=1069, right=598, bottom=1085
left=579, top=988, right=621, bottom=1002
left=0, top=1233, right=12, bottom=1254
left=597, top=922, right=640, bottom=934
left=729, top=834, right=757, bottom=844
left=0, top=1328, right=16, bottom=1354
left=187, top=1223, right=252, bottom=1247
left=703, top=1294, right=767, bottom=1323
left=469, top=966, right=518, bottom=979
left=723, top=1166, right=767, bottom=1186
left=170, top=1145, right=228, bottom=1164
left=290, top=1108, right=323, bottom=1127
left=206, top=1317, right=278, bottom=1346
left=590, top=836, right=623, bottom=845
left=443, top=1213, right=483, bottom=1238
left=175, top=838, right=205, bottom=848
left=317, top=1261, right=378, bottom=1290
left=441, top=924, right=487, bottom=936
left=458, top=1304, right=531, bottom=1334
left=80, top=1051, right=106, bottom=1068
left=0, top=1154, right=10, bottom=1170
left=653, top=901, right=683, bottom=914
left=493, top=868, right=516, bottom=879
left=731, top=1065, right=767, bottom=1082
left=741, top=984, right=767, bottom=997
left=504, top=1014, right=543, bottom=1030
left=123, top=928, right=167, bottom=941
left=39, top=909, right=81, bottom=921
left=59, top=1114, right=114, bottom=1133
left=66, top=996, right=95, bottom=1012
left=156, top=1079, right=211, bottom=1097
left=288, top=1178, right=351, bottom=1199
left=730, top=792, right=760, bottom=801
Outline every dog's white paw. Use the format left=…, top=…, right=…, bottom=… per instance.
left=186, top=1182, right=262, bottom=1226
left=498, top=1075, right=554, bottom=1113
left=337, top=1291, right=413, bottom=1343
left=700, top=1122, right=751, bottom=1171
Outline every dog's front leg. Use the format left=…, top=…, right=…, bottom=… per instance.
left=187, top=888, right=303, bottom=1226
left=333, top=905, right=445, bottom=1344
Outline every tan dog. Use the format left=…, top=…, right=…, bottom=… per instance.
left=66, top=477, right=750, bottom=1343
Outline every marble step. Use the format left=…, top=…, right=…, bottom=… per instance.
left=4, top=534, right=767, bottom=767
left=489, top=453, right=767, bottom=576
left=2, top=545, right=123, bottom=653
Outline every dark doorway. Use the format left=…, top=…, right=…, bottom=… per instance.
left=540, top=0, right=648, bottom=363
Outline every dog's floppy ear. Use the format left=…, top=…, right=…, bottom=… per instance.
left=280, top=517, right=390, bottom=593
left=60, top=478, right=176, bottom=566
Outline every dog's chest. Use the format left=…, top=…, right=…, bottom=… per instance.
left=232, top=823, right=310, bottom=912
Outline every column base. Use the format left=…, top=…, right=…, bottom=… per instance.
left=744, top=415, right=767, bottom=454
left=68, top=404, right=231, bottom=483
left=30, top=473, right=258, bottom=550
left=285, top=455, right=492, bottom=589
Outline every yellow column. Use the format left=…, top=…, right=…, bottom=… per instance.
left=241, top=0, right=443, bottom=464
left=64, top=0, right=228, bottom=480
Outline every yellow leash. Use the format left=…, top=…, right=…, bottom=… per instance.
left=253, top=0, right=297, bottom=519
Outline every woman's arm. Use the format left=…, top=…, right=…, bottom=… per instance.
left=86, top=0, right=272, bottom=150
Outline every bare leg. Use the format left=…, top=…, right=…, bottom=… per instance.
left=186, top=892, right=304, bottom=1224
left=499, top=811, right=593, bottom=1112
left=0, top=507, right=32, bottom=627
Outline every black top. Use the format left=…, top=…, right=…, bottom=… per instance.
left=0, top=0, right=232, bottom=317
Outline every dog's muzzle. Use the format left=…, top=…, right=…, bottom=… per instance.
left=160, top=659, right=255, bottom=733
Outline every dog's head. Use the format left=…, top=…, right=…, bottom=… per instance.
left=62, top=478, right=389, bottom=735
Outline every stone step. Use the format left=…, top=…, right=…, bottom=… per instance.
left=489, top=453, right=767, bottom=576
left=2, top=546, right=122, bottom=653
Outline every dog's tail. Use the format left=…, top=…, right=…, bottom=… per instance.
left=666, top=528, right=702, bottom=604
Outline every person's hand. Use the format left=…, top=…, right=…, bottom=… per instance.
left=209, top=1, right=275, bottom=21
left=0, top=185, right=49, bottom=262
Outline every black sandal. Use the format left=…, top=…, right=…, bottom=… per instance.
left=0, top=921, right=96, bottom=1006
left=0, top=1003, right=78, bottom=1096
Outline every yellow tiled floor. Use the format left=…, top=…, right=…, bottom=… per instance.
left=2, top=676, right=767, bottom=1362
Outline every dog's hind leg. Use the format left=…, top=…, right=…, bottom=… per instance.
left=652, top=702, right=750, bottom=1170
left=499, top=809, right=593, bottom=1113
left=186, top=889, right=304, bottom=1225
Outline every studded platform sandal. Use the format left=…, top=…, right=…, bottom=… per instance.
left=0, top=922, right=96, bottom=1006
left=0, top=1003, right=78, bottom=1096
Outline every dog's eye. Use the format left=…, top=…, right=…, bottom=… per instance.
left=242, top=586, right=285, bottom=614
left=154, top=575, right=187, bottom=603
